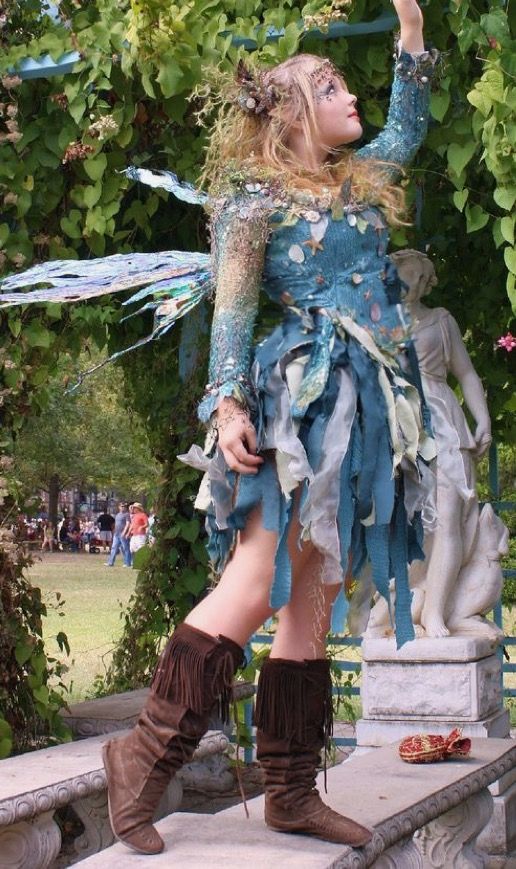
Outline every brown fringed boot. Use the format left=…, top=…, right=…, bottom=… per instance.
left=102, top=623, right=244, bottom=855
left=255, top=657, right=372, bottom=847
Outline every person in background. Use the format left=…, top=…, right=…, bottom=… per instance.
left=41, top=520, right=56, bottom=553
left=97, top=507, right=115, bottom=554
left=125, top=503, right=148, bottom=562
left=105, top=502, right=132, bottom=567
left=68, top=516, right=82, bottom=552
left=82, top=517, right=97, bottom=551
left=58, top=517, right=70, bottom=550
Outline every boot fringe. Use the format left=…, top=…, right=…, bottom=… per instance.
left=151, top=632, right=206, bottom=713
left=213, top=648, right=238, bottom=724
left=255, top=659, right=309, bottom=744
left=255, top=658, right=334, bottom=748
left=150, top=625, right=243, bottom=723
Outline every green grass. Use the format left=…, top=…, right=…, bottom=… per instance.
left=28, top=551, right=135, bottom=701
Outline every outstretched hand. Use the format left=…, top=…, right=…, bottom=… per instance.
left=216, top=397, right=264, bottom=475
left=391, top=0, right=424, bottom=53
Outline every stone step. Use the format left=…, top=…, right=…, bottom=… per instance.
left=63, top=683, right=255, bottom=739
left=78, top=737, right=516, bottom=868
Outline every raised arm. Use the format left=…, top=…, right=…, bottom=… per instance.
left=394, top=0, right=424, bottom=53
left=199, top=194, right=269, bottom=473
left=356, top=0, right=438, bottom=174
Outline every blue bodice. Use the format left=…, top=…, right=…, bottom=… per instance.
left=262, top=204, right=408, bottom=353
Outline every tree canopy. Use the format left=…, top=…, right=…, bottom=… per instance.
left=10, top=357, right=159, bottom=523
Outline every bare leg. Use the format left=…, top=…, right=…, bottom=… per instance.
left=272, top=546, right=340, bottom=660
left=421, top=481, right=464, bottom=637
left=185, top=497, right=323, bottom=649
left=185, top=506, right=278, bottom=646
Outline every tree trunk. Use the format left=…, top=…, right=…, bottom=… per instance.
left=48, top=475, right=60, bottom=527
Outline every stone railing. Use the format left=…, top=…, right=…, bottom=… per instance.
left=0, top=728, right=229, bottom=868
left=79, top=737, right=516, bottom=868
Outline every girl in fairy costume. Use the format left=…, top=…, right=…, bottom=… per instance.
left=1, top=0, right=438, bottom=855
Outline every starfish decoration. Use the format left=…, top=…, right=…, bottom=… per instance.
left=303, top=238, right=324, bottom=255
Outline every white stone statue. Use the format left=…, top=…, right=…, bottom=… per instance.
left=365, top=249, right=508, bottom=641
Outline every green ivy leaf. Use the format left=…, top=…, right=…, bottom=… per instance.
left=0, top=718, right=12, bottom=760
left=83, top=183, right=102, bottom=209
left=453, top=189, right=469, bottom=212
left=480, top=11, right=511, bottom=45
left=494, top=187, right=516, bottom=211
left=467, top=88, right=492, bottom=117
left=84, top=153, right=107, bottom=182
left=15, top=640, right=34, bottom=666
left=179, top=518, right=200, bottom=543
left=507, top=272, right=516, bottom=313
left=60, top=210, right=82, bottom=239
left=8, top=317, right=22, bottom=338
left=31, top=652, right=47, bottom=680
left=500, top=216, right=515, bottom=246
left=504, top=245, right=516, bottom=275
left=24, top=322, right=53, bottom=348
left=447, top=141, right=477, bottom=177
left=132, top=545, right=152, bottom=570
left=430, top=91, right=450, bottom=123
left=465, top=204, right=489, bottom=234
left=68, top=95, right=87, bottom=124
left=182, top=566, right=207, bottom=595
left=492, top=219, right=504, bottom=249
left=157, top=54, right=185, bottom=98
left=33, top=684, right=50, bottom=705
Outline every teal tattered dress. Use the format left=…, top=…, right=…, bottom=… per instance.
left=0, top=49, right=438, bottom=647
left=180, top=49, right=439, bottom=647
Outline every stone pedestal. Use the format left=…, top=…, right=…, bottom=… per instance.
left=356, top=636, right=513, bottom=862
left=357, top=637, right=510, bottom=742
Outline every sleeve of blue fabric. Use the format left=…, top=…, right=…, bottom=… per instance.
left=198, top=194, right=269, bottom=423
left=355, top=47, right=439, bottom=176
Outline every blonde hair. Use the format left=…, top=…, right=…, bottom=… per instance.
left=198, top=54, right=406, bottom=224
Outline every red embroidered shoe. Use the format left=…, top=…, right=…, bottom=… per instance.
left=399, top=728, right=472, bottom=764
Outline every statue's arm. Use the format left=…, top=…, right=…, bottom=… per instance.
left=445, top=313, right=492, bottom=457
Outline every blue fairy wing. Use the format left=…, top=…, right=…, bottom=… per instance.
left=122, top=167, right=208, bottom=205
left=0, top=251, right=211, bottom=306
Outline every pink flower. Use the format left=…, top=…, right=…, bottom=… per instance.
left=496, top=333, right=516, bottom=352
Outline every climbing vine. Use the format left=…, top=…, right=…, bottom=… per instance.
left=0, top=0, right=514, bottom=745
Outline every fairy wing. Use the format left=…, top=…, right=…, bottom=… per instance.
left=0, top=250, right=211, bottom=307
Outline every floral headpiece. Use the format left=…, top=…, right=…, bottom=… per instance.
left=235, top=60, right=279, bottom=116
left=235, top=58, right=340, bottom=117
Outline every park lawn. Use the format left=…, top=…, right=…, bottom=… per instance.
left=28, top=551, right=136, bottom=701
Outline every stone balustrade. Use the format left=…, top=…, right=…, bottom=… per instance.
left=0, top=728, right=229, bottom=868
left=79, top=737, right=516, bottom=869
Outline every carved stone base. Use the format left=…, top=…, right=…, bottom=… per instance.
left=373, top=835, right=423, bottom=867
left=179, top=751, right=234, bottom=793
left=73, top=792, right=114, bottom=861
left=414, top=790, right=493, bottom=867
left=0, top=811, right=61, bottom=868
left=477, top=765, right=516, bottom=857
left=361, top=655, right=503, bottom=721
left=356, top=709, right=511, bottom=749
